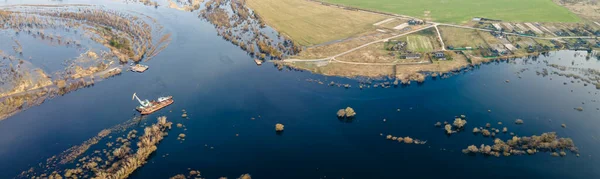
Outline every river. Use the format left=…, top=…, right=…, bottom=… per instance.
left=0, top=0, right=599, bottom=178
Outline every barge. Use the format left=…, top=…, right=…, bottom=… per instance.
left=130, top=64, right=149, bottom=73
left=132, top=93, right=173, bottom=115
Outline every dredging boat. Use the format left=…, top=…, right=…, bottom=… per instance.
left=132, top=93, right=173, bottom=115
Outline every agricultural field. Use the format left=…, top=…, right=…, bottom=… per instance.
left=292, top=31, right=393, bottom=59
left=405, top=35, right=434, bottom=52
left=439, top=26, right=488, bottom=49
left=246, top=0, right=387, bottom=46
left=324, top=0, right=581, bottom=24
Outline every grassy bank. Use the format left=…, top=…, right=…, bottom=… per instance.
left=323, top=0, right=580, bottom=24
left=246, top=0, right=386, bottom=46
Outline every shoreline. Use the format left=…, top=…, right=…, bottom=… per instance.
left=277, top=50, right=588, bottom=82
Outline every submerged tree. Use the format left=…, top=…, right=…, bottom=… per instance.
left=275, top=123, right=284, bottom=132
left=238, top=174, right=252, bottom=179
left=344, top=107, right=356, bottom=117
left=444, top=124, right=453, bottom=134
left=481, top=129, right=491, bottom=137
left=336, top=107, right=356, bottom=119
left=336, top=109, right=346, bottom=118
left=453, top=118, right=467, bottom=129
left=515, top=119, right=524, bottom=124
left=462, top=145, right=479, bottom=154
left=404, top=137, right=414, bottom=144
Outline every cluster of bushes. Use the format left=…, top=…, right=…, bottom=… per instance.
left=336, top=107, right=356, bottom=119
left=93, top=117, right=172, bottom=178
left=436, top=115, right=467, bottom=135
left=170, top=172, right=250, bottom=179
left=385, top=134, right=426, bottom=144
left=463, top=132, right=578, bottom=157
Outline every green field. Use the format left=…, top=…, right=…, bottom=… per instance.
left=405, top=35, right=433, bottom=52
left=324, top=0, right=580, bottom=24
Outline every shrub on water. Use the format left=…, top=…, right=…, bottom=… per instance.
left=515, top=119, right=524, bottom=124
left=275, top=123, right=284, bottom=132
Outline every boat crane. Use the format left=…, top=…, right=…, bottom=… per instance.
left=132, top=93, right=174, bottom=114
left=132, top=93, right=151, bottom=107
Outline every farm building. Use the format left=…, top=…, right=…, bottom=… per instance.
left=408, top=19, right=424, bottom=25
left=433, top=51, right=446, bottom=60
left=402, top=53, right=421, bottom=59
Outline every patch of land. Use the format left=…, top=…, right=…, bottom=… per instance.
left=167, top=0, right=203, bottom=11
left=439, top=26, right=488, bottom=49
left=284, top=61, right=396, bottom=78
left=18, top=116, right=173, bottom=179
left=555, top=0, right=600, bottom=21
left=292, top=31, right=392, bottom=59
left=261, top=0, right=596, bottom=82
left=335, top=42, right=426, bottom=64
left=323, top=0, right=581, bottom=23
left=200, top=0, right=301, bottom=60
left=246, top=0, right=387, bottom=46
left=378, top=18, right=409, bottom=29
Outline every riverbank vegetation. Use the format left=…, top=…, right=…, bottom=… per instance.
left=18, top=116, right=172, bottom=179
left=200, top=0, right=301, bottom=60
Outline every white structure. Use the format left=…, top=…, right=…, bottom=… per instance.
left=132, top=93, right=150, bottom=107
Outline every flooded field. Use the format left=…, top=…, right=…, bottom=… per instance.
left=0, top=1, right=600, bottom=179
left=0, top=3, right=171, bottom=120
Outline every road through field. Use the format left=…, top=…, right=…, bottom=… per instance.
left=281, top=22, right=595, bottom=64
left=434, top=25, right=446, bottom=51
left=280, top=9, right=595, bottom=65
left=281, top=25, right=434, bottom=64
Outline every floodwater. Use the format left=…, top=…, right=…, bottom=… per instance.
left=1, top=1, right=600, bottom=179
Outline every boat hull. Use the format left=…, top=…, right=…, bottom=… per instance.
left=136, top=97, right=173, bottom=115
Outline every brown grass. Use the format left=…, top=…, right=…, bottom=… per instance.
left=246, top=0, right=387, bottom=46
left=439, top=26, right=488, bottom=48
left=293, top=31, right=390, bottom=59
left=335, top=42, right=398, bottom=63
left=283, top=50, right=468, bottom=79
left=285, top=61, right=395, bottom=78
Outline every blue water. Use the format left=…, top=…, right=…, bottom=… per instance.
left=1, top=1, right=600, bottom=179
